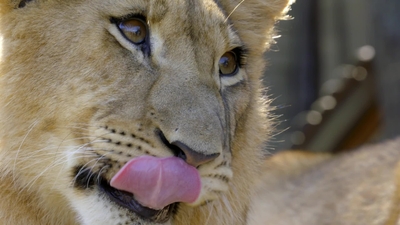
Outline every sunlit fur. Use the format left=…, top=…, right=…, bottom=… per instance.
left=248, top=138, right=400, bottom=225
left=0, top=0, right=292, bottom=224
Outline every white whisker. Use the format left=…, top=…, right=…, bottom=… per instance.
left=12, top=119, right=40, bottom=182
left=224, top=0, right=246, bottom=23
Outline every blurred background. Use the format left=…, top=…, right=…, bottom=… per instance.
left=264, top=0, right=400, bottom=153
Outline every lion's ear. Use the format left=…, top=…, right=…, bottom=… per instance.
left=219, top=0, right=294, bottom=54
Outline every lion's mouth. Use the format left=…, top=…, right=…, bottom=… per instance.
left=73, top=155, right=201, bottom=223
left=98, top=178, right=176, bottom=223
left=72, top=165, right=176, bottom=223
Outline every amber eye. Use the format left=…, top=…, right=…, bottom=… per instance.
left=219, top=51, right=238, bottom=76
left=118, top=18, right=147, bottom=44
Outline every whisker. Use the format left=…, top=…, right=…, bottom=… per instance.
left=224, top=0, right=246, bottom=23
left=86, top=151, right=113, bottom=185
left=20, top=143, right=100, bottom=191
left=15, top=140, right=104, bottom=162
left=96, top=163, right=110, bottom=185
left=51, top=144, right=101, bottom=189
left=71, top=157, right=101, bottom=188
left=22, top=153, right=88, bottom=192
left=204, top=201, right=215, bottom=225
left=12, top=119, right=40, bottom=182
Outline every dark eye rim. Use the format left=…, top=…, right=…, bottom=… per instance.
left=219, top=47, right=246, bottom=77
left=110, top=15, right=151, bottom=55
left=118, top=18, right=147, bottom=44
left=219, top=51, right=238, bottom=77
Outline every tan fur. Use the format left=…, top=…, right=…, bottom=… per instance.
left=247, top=138, right=400, bottom=225
left=0, top=0, right=292, bottom=224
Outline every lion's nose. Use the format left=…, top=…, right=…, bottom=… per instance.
left=170, top=141, right=220, bottom=167
left=158, top=130, right=220, bottom=167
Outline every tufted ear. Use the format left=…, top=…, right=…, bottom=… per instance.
left=219, top=0, right=294, bottom=55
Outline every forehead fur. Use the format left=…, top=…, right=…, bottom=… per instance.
left=0, top=0, right=293, bottom=49
left=0, top=0, right=293, bottom=85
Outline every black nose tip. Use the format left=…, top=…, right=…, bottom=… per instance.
left=158, top=130, right=220, bottom=167
left=170, top=141, right=220, bottom=167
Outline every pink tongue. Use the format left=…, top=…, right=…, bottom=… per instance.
left=110, top=156, right=201, bottom=210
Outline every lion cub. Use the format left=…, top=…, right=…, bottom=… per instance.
left=0, top=0, right=292, bottom=225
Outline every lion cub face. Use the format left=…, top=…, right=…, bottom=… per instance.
left=0, top=0, right=288, bottom=224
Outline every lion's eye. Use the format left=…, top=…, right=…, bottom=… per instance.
left=219, top=51, right=238, bottom=76
left=117, top=18, right=147, bottom=44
